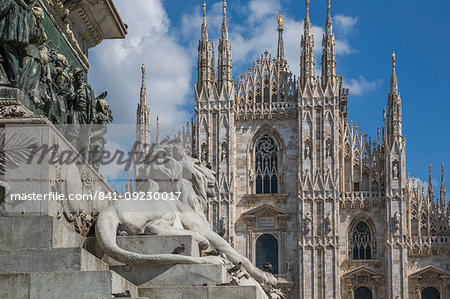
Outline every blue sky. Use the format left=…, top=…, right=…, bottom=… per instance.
left=88, top=0, right=449, bottom=190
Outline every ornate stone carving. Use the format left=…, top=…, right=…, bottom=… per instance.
left=392, top=211, right=400, bottom=231
left=304, top=213, right=312, bottom=234
left=325, top=213, right=332, bottom=232
left=357, top=275, right=368, bottom=284
left=392, top=160, right=399, bottom=179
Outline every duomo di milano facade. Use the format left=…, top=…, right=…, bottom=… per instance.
left=132, top=1, right=450, bottom=298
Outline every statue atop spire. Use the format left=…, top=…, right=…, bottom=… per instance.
left=277, top=14, right=284, bottom=30
left=390, top=51, right=398, bottom=94
left=276, top=13, right=285, bottom=61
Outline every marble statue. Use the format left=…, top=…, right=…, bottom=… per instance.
left=95, top=143, right=278, bottom=287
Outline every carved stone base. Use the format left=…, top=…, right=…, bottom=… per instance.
left=0, top=86, right=42, bottom=116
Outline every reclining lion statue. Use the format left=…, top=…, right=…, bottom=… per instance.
left=95, top=143, right=277, bottom=287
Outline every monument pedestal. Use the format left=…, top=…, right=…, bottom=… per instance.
left=85, top=234, right=269, bottom=299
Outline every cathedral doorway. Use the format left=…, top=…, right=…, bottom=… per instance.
left=354, top=287, right=372, bottom=299
left=255, top=234, right=278, bottom=274
left=421, top=287, right=440, bottom=299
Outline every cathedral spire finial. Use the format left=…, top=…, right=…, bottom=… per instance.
left=390, top=51, right=398, bottom=94
left=197, top=1, right=213, bottom=91
left=428, top=164, right=434, bottom=200
left=321, top=0, right=337, bottom=89
left=140, top=64, right=147, bottom=105
left=305, top=0, right=311, bottom=34
left=326, top=0, right=332, bottom=34
left=218, top=0, right=232, bottom=92
left=300, top=0, right=315, bottom=89
left=221, top=0, right=229, bottom=40
left=203, top=1, right=206, bottom=21
left=201, top=1, right=208, bottom=41
left=156, top=116, right=160, bottom=146
left=386, top=52, right=402, bottom=145
left=441, top=163, right=447, bottom=212
left=277, top=13, right=285, bottom=61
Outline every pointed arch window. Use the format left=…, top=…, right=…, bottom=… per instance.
left=351, top=220, right=373, bottom=260
left=255, top=135, right=278, bottom=194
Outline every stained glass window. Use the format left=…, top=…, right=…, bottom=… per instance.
left=352, top=221, right=372, bottom=260
left=255, top=135, right=278, bottom=194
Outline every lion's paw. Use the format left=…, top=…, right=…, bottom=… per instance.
left=263, top=272, right=278, bottom=287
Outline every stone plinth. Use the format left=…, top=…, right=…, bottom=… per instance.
left=0, top=270, right=138, bottom=299
left=0, top=216, right=84, bottom=251
left=112, top=263, right=228, bottom=287
left=139, top=285, right=267, bottom=299
left=0, top=247, right=108, bottom=273
left=1, top=116, right=111, bottom=218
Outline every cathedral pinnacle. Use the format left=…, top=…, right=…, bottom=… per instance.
left=156, top=116, right=160, bottom=146
left=277, top=13, right=285, bottom=61
left=304, top=0, right=311, bottom=34
left=326, top=0, right=332, bottom=35
left=300, top=0, right=315, bottom=89
left=201, top=1, right=208, bottom=41
left=390, top=52, right=398, bottom=94
left=218, top=0, right=232, bottom=92
left=140, top=64, right=147, bottom=105
left=386, top=52, right=403, bottom=145
left=222, top=1, right=228, bottom=40
left=441, top=164, right=447, bottom=212
left=321, top=0, right=337, bottom=89
left=428, top=164, right=434, bottom=200
left=197, top=1, right=213, bottom=92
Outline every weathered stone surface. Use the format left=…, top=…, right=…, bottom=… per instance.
left=0, top=270, right=138, bottom=299
left=139, top=285, right=266, bottom=299
left=111, top=263, right=228, bottom=287
left=0, top=216, right=84, bottom=251
left=139, top=286, right=208, bottom=299
left=84, top=234, right=200, bottom=266
left=0, top=247, right=107, bottom=273
left=116, top=235, right=200, bottom=257
left=0, top=273, right=30, bottom=299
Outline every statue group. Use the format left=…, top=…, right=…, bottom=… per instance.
left=0, top=0, right=113, bottom=170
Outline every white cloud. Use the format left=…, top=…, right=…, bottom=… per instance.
left=335, top=39, right=353, bottom=55
left=334, top=15, right=357, bottom=36
left=345, top=76, right=382, bottom=96
left=178, top=0, right=358, bottom=78
left=248, top=0, right=280, bottom=23
left=89, top=0, right=192, bottom=128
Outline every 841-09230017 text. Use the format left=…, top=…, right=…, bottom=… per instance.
left=9, top=191, right=182, bottom=201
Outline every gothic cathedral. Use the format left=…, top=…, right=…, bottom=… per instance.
left=189, top=1, right=450, bottom=298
